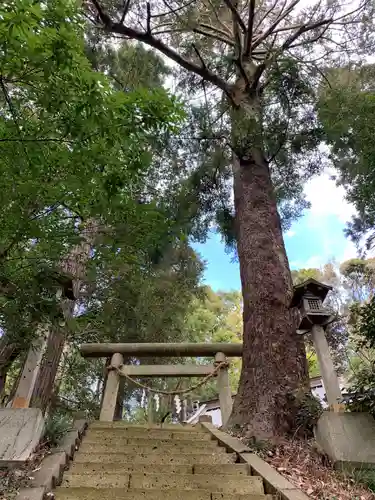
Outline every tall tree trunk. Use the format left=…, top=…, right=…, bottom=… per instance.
left=0, top=340, right=22, bottom=398
left=30, top=220, right=97, bottom=412
left=29, top=328, right=65, bottom=412
left=227, top=95, right=308, bottom=440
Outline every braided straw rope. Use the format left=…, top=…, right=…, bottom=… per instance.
left=108, top=361, right=228, bottom=396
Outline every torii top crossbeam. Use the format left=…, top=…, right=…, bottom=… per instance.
left=80, top=342, right=243, bottom=358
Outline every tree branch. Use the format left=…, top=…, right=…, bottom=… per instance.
left=244, top=0, right=255, bottom=57
left=90, top=0, right=231, bottom=97
left=252, top=0, right=301, bottom=51
left=146, top=2, right=151, bottom=33
left=223, top=0, right=246, bottom=33
left=192, top=44, right=206, bottom=69
left=120, top=0, right=131, bottom=24
left=281, top=18, right=333, bottom=52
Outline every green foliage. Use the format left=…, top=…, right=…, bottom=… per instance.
left=319, top=66, right=375, bottom=247
left=285, top=390, right=323, bottom=438
left=0, top=0, right=184, bottom=344
left=307, top=351, right=320, bottom=378
left=43, top=409, right=72, bottom=446
left=353, top=469, right=375, bottom=493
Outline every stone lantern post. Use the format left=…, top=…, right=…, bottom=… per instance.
left=291, top=278, right=343, bottom=409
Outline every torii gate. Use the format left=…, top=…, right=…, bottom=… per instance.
left=80, top=343, right=243, bottom=426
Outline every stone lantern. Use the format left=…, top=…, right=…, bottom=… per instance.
left=291, top=279, right=342, bottom=409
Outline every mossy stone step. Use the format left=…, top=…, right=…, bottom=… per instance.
left=89, top=422, right=205, bottom=432
left=54, top=487, right=273, bottom=500
left=62, top=472, right=263, bottom=495
left=78, top=442, right=225, bottom=455
left=73, top=451, right=237, bottom=465
left=85, top=428, right=212, bottom=441
left=68, top=462, right=249, bottom=476
left=82, top=437, right=218, bottom=448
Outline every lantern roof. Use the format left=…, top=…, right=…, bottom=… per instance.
left=291, top=278, right=332, bottom=308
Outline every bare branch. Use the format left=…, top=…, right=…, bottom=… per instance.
left=146, top=2, right=151, bottom=33
left=255, top=0, right=279, bottom=32
left=252, top=0, right=301, bottom=51
left=193, top=25, right=234, bottom=46
left=90, top=0, right=231, bottom=97
left=192, top=44, right=206, bottom=69
left=199, top=22, right=233, bottom=41
left=120, top=0, right=131, bottom=24
left=281, top=18, right=333, bottom=52
left=244, top=0, right=255, bottom=57
left=151, top=0, right=195, bottom=18
left=205, top=0, right=233, bottom=37
left=223, top=0, right=246, bottom=33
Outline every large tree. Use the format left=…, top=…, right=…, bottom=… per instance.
left=88, top=0, right=374, bottom=438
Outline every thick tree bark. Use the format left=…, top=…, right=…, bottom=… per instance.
left=29, top=220, right=97, bottom=412
left=228, top=149, right=308, bottom=438
left=227, top=95, right=308, bottom=440
left=0, top=340, right=22, bottom=399
left=29, top=328, right=65, bottom=412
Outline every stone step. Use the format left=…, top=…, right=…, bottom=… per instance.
left=73, top=451, right=236, bottom=465
left=82, top=436, right=219, bottom=449
left=62, top=472, right=264, bottom=494
left=79, top=442, right=225, bottom=455
left=89, top=422, right=205, bottom=432
left=68, top=462, right=249, bottom=477
left=85, top=428, right=213, bottom=441
left=54, top=487, right=272, bottom=500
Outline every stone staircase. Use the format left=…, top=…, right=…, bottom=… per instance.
left=54, top=422, right=275, bottom=500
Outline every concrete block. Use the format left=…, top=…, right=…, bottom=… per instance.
left=200, top=422, right=251, bottom=453
left=32, top=451, right=67, bottom=490
left=54, top=487, right=212, bottom=500
left=212, top=495, right=274, bottom=500
left=278, top=489, right=312, bottom=500
left=239, top=453, right=295, bottom=494
left=73, top=451, right=236, bottom=465
left=72, top=420, right=88, bottom=438
left=199, top=415, right=212, bottom=423
left=0, top=409, right=44, bottom=466
left=17, top=487, right=45, bottom=500
left=56, top=430, right=80, bottom=459
left=315, top=411, right=375, bottom=470
left=194, top=463, right=249, bottom=476
left=129, top=472, right=264, bottom=494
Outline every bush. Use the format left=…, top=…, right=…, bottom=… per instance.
left=43, top=410, right=72, bottom=447
left=353, top=468, right=375, bottom=493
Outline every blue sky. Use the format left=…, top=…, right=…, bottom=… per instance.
left=193, top=172, right=358, bottom=291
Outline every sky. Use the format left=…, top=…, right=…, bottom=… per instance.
left=193, top=170, right=358, bottom=291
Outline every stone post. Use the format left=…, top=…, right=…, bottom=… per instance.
left=311, top=324, right=342, bottom=408
left=11, top=331, right=49, bottom=409
left=215, top=352, right=232, bottom=426
left=99, top=352, right=123, bottom=421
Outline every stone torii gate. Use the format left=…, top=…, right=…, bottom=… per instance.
left=79, top=343, right=243, bottom=426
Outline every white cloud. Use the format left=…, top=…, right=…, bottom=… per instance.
left=285, top=230, right=296, bottom=238
left=304, top=170, right=356, bottom=225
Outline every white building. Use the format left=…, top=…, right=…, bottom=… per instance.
left=199, top=375, right=347, bottom=427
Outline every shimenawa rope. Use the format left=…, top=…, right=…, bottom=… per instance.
left=107, top=361, right=228, bottom=396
